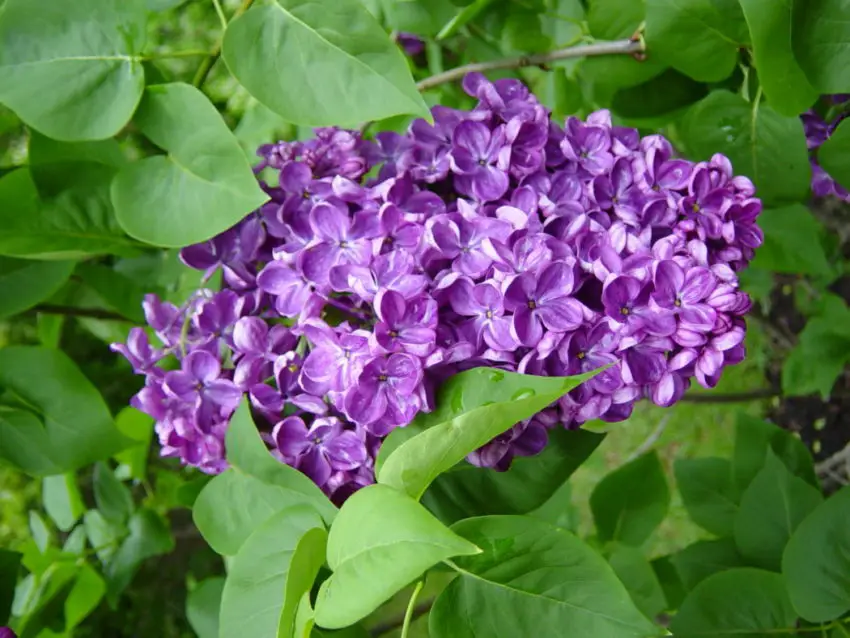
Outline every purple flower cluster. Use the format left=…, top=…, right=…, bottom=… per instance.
left=802, top=96, right=850, bottom=199
left=114, top=73, right=760, bottom=502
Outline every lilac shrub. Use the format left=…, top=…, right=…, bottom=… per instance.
left=114, top=74, right=761, bottom=504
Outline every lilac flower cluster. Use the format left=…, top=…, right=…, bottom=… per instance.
left=114, top=73, right=760, bottom=503
left=802, top=95, right=850, bottom=200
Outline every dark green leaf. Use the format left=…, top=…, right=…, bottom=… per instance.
left=733, top=415, right=818, bottom=493
left=105, top=508, right=174, bottom=604
left=751, top=204, right=834, bottom=278
left=93, top=462, right=133, bottom=524
left=377, top=367, right=599, bottom=499
left=186, top=577, right=224, bottom=638
left=42, top=473, right=84, bottom=533
left=611, top=69, right=707, bottom=119
left=818, top=119, right=850, bottom=192
left=679, top=91, right=811, bottom=206
left=502, top=7, right=552, bottom=54
left=421, top=428, right=604, bottom=523
left=222, top=0, right=430, bottom=127
left=0, top=0, right=146, bottom=140
left=314, top=484, right=480, bottom=629
left=590, top=452, right=670, bottom=547
left=645, top=0, right=742, bottom=82
left=783, top=486, right=850, bottom=622
left=0, top=258, right=74, bottom=320
left=0, top=549, right=21, bottom=624
left=429, top=516, right=660, bottom=638
left=675, top=457, right=738, bottom=537
left=737, top=0, right=818, bottom=116
left=782, top=314, right=850, bottom=399
left=671, top=538, right=746, bottom=590
left=608, top=544, right=668, bottom=620
left=380, top=0, right=457, bottom=36
left=0, top=347, right=131, bottom=476
left=220, top=507, right=325, bottom=638
left=670, top=568, right=796, bottom=636
left=64, top=564, right=105, bottom=629
left=734, top=451, right=823, bottom=571
left=650, top=555, right=686, bottom=611
left=112, top=83, right=268, bottom=247
left=75, top=263, right=147, bottom=322
left=792, top=0, right=850, bottom=94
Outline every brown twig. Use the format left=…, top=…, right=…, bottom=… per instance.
left=193, top=0, right=256, bottom=89
left=416, top=39, right=644, bottom=91
left=32, top=304, right=133, bottom=322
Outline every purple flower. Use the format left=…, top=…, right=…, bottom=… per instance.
left=344, top=354, right=423, bottom=435
left=300, top=323, right=371, bottom=395
left=301, top=202, right=380, bottom=284
left=163, top=351, right=242, bottom=425
left=273, top=416, right=367, bottom=487
left=0, top=627, right=17, bottom=638
left=448, top=280, right=516, bottom=351
left=505, top=262, right=585, bottom=346
left=429, top=214, right=512, bottom=277
left=602, top=275, right=676, bottom=336
left=374, top=290, right=438, bottom=357
left=332, top=249, right=427, bottom=302
left=652, top=261, right=717, bottom=331
left=450, top=121, right=511, bottom=201
left=561, top=121, right=613, bottom=175
left=257, top=259, right=314, bottom=318
left=111, top=328, right=162, bottom=375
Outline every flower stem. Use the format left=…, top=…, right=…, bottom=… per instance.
left=400, top=581, right=424, bottom=638
left=193, top=0, right=256, bottom=89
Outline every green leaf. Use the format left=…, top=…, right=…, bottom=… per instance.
left=783, top=486, right=850, bottom=622
left=679, top=91, right=811, bottom=206
left=314, top=484, right=480, bottom=629
left=63, top=526, right=87, bottom=555
left=645, top=0, right=743, bottom=82
left=112, top=407, right=153, bottom=481
left=734, top=451, right=823, bottom=571
left=675, top=457, right=738, bottom=537
left=0, top=549, right=21, bottom=624
left=737, top=0, right=818, bottom=116
left=670, top=568, right=796, bottom=636
left=0, top=258, right=74, bottom=319
left=280, top=527, right=328, bottom=637
left=0, top=346, right=131, bottom=476
left=220, top=507, right=325, bottom=638
left=429, top=516, right=660, bottom=638
left=64, top=564, right=105, bottom=629
left=380, top=0, right=457, bottom=36
left=221, top=0, right=430, bottom=127
left=0, top=0, right=146, bottom=141
left=29, top=510, right=51, bottom=553
left=186, top=577, right=225, bottom=638
left=611, top=69, right=708, bottom=120
left=608, top=544, right=668, bottom=620
left=421, top=428, right=604, bottom=523
left=782, top=314, right=850, bottom=399
left=502, top=7, right=552, bottom=54
left=751, top=204, right=834, bottom=278
left=111, top=83, right=269, bottom=247
left=93, top=462, right=133, bottom=524
left=83, top=510, right=123, bottom=565
left=792, top=0, right=850, bottom=94
left=650, top=555, right=686, bottom=611
left=75, top=263, right=147, bottom=322
left=819, top=119, right=850, bottom=192
left=590, top=451, right=670, bottom=547
left=42, top=474, right=84, bottom=533
left=377, top=367, right=599, bottom=499
left=671, top=538, right=746, bottom=590
left=105, top=508, right=174, bottom=604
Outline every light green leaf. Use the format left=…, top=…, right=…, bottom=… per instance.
left=608, top=544, right=668, bottom=620
left=64, top=564, right=105, bottom=629
left=314, top=484, right=480, bottom=629
left=675, top=457, right=738, bottom=537
left=113, top=407, right=153, bottom=481
left=0, top=258, right=74, bottom=319
left=280, top=527, right=328, bottom=638
left=93, top=462, right=133, bottom=524
left=792, top=0, right=850, bottom=94
left=783, top=486, right=850, bottom=622
left=645, top=0, right=743, bottom=82
left=105, top=508, right=174, bottom=604
left=818, top=119, right=850, bottom=192
left=751, top=205, right=834, bottom=278
left=429, top=516, right=660, bottom=638
left=62, top=526, right=87, bottom=555
left=670, top=568, right=796, bottom=636
left=186, top=577, right=225, bottom=638
left=0, top=347, right=131, bottom=476
left=30, top=511, right=51, bottom=553
left=671, top=538, right=746, bottom=591
left=679, top=91, right=811, bottom=206
left=734, top=451, right=822, bottom=571
left=590, top=452, right=670, bottom=546
left=111, top=83, right=269, bottom=247
left=0, top=0, right=146, bottom=140
left=42, top=474, right=84, bottom=533
left=220, top=507, right=325, bottom=638
left=222, top=0, right=430, bottom=127
left=737, top=0, right=818, bottom=116
left=377, top=367, right=599, bottom=499
left=83, top=510, right=123, bottom=565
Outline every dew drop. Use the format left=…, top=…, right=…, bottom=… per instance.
left=486, top=370, right=505, bottom=382
left=512, top=388, right=535, bottom=401
left=450, top=390, right=464, bottom=414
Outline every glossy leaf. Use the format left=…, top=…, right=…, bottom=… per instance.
left=0, top=347, right=131, bottom=476
left=783, top=486, right=850, bottom=622
left=590, top=452, right=669, bottom=546
left=0, top=0, right=146, bottom=140
left=671, top=539, right=746, bottom=591
left=608, top=545, right=668, bottom=620
left=429, top=516, right=660, bottom=638
left=0, top=258, right=74, bottom=320
left=377, top=368, right=599, bottom=499
left=105, top=508, right=174, bottom=604
left=93, top=462, right=133, bottom=524
left=421, top=428, right=604, bottom=523
left=675, top=458, right=738, bottom=537
left=792, top=0, right=850, bottom=94
left=111, top=83, right=269, bottom=247
left=220, top=507, right=325, bottom=638
left=670, top=568, right=796, bottom=636
left=751, top=205, right=834, bottom=278
left=221, top=0, right=430, bottom=127
left=734, top=451, right=822, bottom=571
left=645, top=0, right=743, bottom=82
left=186, top=577, right=224, bottom=638
left=737, top=0, right=818, bottom=116
left=314, top=484, right=480, bottom=629
left=679, top=91, right=811, bottom=206
left=64, top=564, right=106, bottom=629
left=0, top=549, right=21, bottom=624
left=42, top=474, right=85, bottom=533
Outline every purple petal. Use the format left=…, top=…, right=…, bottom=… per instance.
left=186, top=351, right=221, bottom=384
left=232, top=317, right=269, bottom=355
